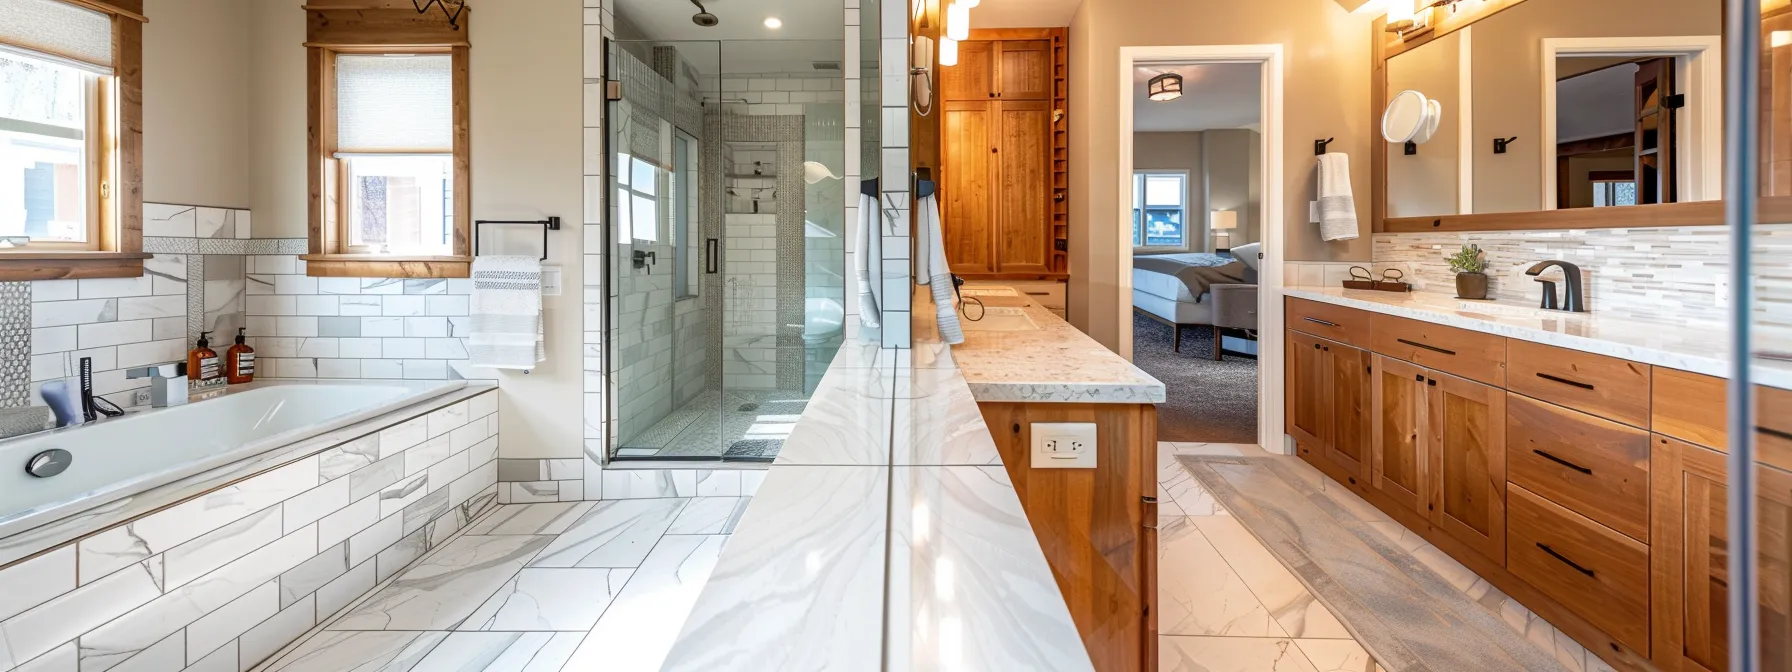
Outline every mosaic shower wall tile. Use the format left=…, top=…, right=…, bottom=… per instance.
left=0, top=282, right=31, bottom=407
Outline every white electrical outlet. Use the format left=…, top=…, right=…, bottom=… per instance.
left=1031, top=422, right=1098, bottom=469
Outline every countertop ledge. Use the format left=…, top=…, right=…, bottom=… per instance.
left=1284, top=287, right=1792, bottom=390
left=916, top=287, right=1167, bottom=404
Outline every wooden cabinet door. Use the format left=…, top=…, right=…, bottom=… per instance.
left=996, top=40, right=1052, bottom=100
left=1426, top=370, right=1507, bottom=565
left=1371, top=355, right=1428, bottom=514
left=941, top=100, right=995, bottom=274
left=1652, top=436, right=1792, bottom=672
left=992, top=100, right=1051, bottom=274
left=1286, top=330, right=1329, bottom=451
left=1326, top=343, right=1374, bottom=484
left=943, top=40, right=995, bottom=101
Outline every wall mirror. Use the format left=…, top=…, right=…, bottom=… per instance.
left=1373, top=0, right=1724, bottom=232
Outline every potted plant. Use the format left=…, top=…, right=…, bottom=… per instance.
left=1448, top=244, right=1489, bottom=300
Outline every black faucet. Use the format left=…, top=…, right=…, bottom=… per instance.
left=1524, top=260, right=1587, bottom=313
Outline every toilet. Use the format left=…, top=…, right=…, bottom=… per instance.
left=803, top=297, right=845, bottom=347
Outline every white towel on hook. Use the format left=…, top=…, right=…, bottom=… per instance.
left=1316, top=152, right=1359, bottom=242
left=856, top=191, right=884, bottom=333
left=914, top=191, right=963, bottom=345
left=469, top=255, right=545, bottom=369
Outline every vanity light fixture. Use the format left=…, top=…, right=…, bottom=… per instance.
left=946, top=2, right=970, bottom=41
left=1383, top=0, right=1416, bottom=33
left=940, top=37, right=959, bottom=67
left=764, top=17, right=783, bottom=28
left=1148, top=73, right=1183, bottom=102
left=412, top=0, right=467, bottom=30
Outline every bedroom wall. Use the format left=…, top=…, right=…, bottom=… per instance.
left=1132, top=132, right=1208, bottom=252
left=1203, top=129, right=1261, bottom=249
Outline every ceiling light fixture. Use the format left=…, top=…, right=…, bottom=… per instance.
left=411, top=0, right=466, bottom=30
left=1147, top=72, right=1183, bottom=102
left=764, top=17, right=783, bottom=28
left=940, top=37, right=959, bottom=67
left=946, top=2, right=970, bottom=41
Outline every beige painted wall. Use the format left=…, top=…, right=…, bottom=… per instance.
left=1067, top=0, right=1376, bottom=350
left=1131, top=132, right=1207, bottom=251
left=1385, top=29, right=1461, bottom=218
left=1466, top=0, right=1720, bottom=214
left=142, top=0, right=250, bottom=208
left=243, top=0, right=585, bottom=458
left=1203, top=128, right=1262, bottom=248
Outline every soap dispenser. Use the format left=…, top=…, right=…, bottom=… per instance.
left=188, top=331, right=221, bottom=383
left=225, top=327, right=255, bottom=384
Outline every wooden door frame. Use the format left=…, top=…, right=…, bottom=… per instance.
left=1539, top=36, right=1723, bottom=210
left=1116, top=44, right=1287, bottom=453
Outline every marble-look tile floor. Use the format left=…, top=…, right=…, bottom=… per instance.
left=257, top=497, right=746, bottom=672
left=616, top=389, right=809, bottom=460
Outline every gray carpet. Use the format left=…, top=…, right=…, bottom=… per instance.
left=1175, top=454, right=1569, bottom=672
left=1132, top=313, right=1258, bottom=443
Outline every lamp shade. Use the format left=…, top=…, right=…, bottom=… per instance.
left=1147, top=73, right=1183, bottom=102
left=1210, top=210, right=1238, bottom=230
left=946, top=2, right=970, bottom=41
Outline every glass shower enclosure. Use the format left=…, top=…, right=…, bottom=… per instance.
left=604, top=38, right=854, bottom=462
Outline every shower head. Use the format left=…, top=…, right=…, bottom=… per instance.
left=690, top=0, right=719, bottom=26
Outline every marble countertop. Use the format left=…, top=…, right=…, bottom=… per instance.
left=664, top=343, right=1093, bottom=671
left=1284, top=287, right=1792, bottom=390
left=917, top=287, right=1167, bottom=404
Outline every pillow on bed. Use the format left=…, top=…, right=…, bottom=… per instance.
left=1230, top=242, right=1262, bottom=271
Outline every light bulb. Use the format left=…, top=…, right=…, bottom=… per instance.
left=1385, top=0, right=1416, bottom=32
left=940, top=37, right=958, bottom=66
left=764, top=17, right=783, bottom=29
left=946, top=2, right=970, bottom=41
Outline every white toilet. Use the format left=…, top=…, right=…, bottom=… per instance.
left=803, top=297, right=845, bottom=347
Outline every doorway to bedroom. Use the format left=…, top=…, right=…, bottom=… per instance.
left=1127, top=61, right=1264, bottom=444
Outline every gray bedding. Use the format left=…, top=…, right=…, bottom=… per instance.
left=1133, top=253, right=1252, bottom=302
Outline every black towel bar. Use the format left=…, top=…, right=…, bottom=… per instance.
left=474, top=217, right=561, bottom=261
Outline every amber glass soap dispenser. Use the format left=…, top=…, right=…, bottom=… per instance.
left=189, top=331, right=221, bottom=383
left=226, top=327, right=255, bottom=384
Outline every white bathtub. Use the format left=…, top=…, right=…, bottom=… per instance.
left=0, top=381, right=464, bottom=541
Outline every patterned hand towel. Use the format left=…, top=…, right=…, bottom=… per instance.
left=469, top=255, right=545, bottom=369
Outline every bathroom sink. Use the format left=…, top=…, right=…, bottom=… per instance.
left=962, top=306, right=1038, bottom=331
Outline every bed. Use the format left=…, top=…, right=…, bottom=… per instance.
left=1132, top=244, right=1261, bottom=359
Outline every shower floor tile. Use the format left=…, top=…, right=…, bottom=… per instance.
left=618, top=388, right=809, bottom=461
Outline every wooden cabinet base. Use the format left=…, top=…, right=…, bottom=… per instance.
left=981, top=402, right=1158, bottom=672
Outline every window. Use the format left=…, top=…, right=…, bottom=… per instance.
left=305, top=6, right=469, bottom=278
left=0, top=0, right=144, bottom=280
left=1592, top=180, right=1638, bottom=207
left=1132, top=172, right=1187, bottom=248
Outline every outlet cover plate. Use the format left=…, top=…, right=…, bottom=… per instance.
left=1031, top=422, right=1098, bottom=469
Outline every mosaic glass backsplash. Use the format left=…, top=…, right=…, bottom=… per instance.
left=1370, top=223, right=1792, bottom=329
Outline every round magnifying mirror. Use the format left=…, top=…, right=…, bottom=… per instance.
left=1381, top=90, right=1431, bottom=144
left=1412, top=98, right=1444, bottom=145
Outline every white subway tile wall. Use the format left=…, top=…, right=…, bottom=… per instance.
left=0, top=390, right=498, bottom=672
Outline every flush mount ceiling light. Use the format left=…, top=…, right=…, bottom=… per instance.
left=412, top=0, right=467, bottom=30
left=764, top=17, right=783, bottom=28
left=1147, top=72, right=1183, bottom=102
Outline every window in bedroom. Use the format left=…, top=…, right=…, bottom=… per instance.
left=1132, top=171, right=1187, bottom=249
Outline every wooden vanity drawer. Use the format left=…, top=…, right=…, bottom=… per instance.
left=1652, top=369, right=1792, bottom=470
left=1285, top=297, right=1370, bottom=347
left=1369, top=313, right=1507, bottom=387
left=1507, top=485, right=1651, bottom=654
left=1507, top=340, right=1651, bottom=428
left=1506, top=394, right=1651, bottom=543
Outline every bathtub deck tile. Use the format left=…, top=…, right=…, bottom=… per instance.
left=162, top=505, right=284, bottom=591
left=318, top=436, right=380, bottom=482
left=317, top=496, right=378, bottom=552
left=184, top=581, right=278, bottom=664
left=0, top=545, right=76, bottom=623
left=347, top=455, right=404, bottom=503
left=0, top=561, right=161, bottom=669
left=279, top=543, right=348, bottom=608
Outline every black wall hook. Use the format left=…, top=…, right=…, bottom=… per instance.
left=1315, top=138, right=1335, bottom=156
left=1493, top=136, right=1518, bottom=154
left=1403, top=141, right=1418, bottom=156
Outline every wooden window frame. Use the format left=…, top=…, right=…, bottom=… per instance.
left=302, top=2, right=471, bottom=279
left=0, top=0, right=149, bottom=280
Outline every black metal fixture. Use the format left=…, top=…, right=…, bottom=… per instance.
left=473, top=217, right=561, bottom=261
left=412, top=0, right=467, bottom=30
left=1493, top=136, right=1518, bottom=154
left=1525, top=260, right=1587, bottom=313
left=1404, top=141, right=1418, bottom=156
left=690, top=0, right=720, bottom=27
left=1147, top=72, right=1183, bottom=102
left=1315, top=138, right=1335, bottom=155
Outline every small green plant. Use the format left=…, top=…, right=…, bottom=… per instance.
left=1447, top=244, right=1486, bottom=274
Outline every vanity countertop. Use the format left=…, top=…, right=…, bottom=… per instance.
left=1284, top=286, right=1792, bottom=390
left=922, top=287, right=1168, bottom=404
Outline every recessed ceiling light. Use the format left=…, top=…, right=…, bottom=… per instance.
left=764, top=17, right=783, bottom=28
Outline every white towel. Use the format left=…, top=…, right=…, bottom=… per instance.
left=856, top=192, right=884, bottom=333
left=914, top=192, right=963, bottom=344
left=1316, top=153, right=1359, bottom=242
left=469, top=255, right=545, bottom=369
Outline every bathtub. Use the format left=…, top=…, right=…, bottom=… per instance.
left=0, top=381, right=464, bottom=543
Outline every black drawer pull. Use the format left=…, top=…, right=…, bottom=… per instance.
left=1759, top=426, right=1792, bottom=442
left=1537, top=543, right=1597, bottom=578
left=1536, top=372, right=1595, bottom=391
left=1533, top=449, right=1593, bottom=475
left=1396, top=338, right=1457, bottom=356
left=1304, top=317, right=1339, bottom=328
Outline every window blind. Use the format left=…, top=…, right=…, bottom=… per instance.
left=336, top=54, right=453, bottom=154
left=0, top=0, right=115, bottom=74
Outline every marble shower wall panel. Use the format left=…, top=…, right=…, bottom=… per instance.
left=613, top=242, right=678, bottom=445
left=722, top=114, right=806, bottom=391
left=0, top=391, right=498, bottom=672
left=1373, top=223, right=1792, bottom=328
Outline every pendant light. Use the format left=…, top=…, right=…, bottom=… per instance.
left=946, top=2, right=970, bottom=41
left=1147, top=72, right=1183, bottom=102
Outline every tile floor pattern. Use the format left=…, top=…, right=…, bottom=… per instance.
left=615, top=389, right=809, bottom=460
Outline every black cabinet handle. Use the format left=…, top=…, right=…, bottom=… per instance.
left=1427, top=378, right=1437, bottom=387
left=1537, top=543, right=1596, bottom=578
left=1533, top=449, right=1593, bottom=475
left=1415, top=373, right=1424, bottom=381
left=1397, top=338, right=1457, bottom=356
left=1536, top=372, right=1595, bottom=391
left=1761, top=426, right=1792, bottom=442
left=1304, top=317, right=1339, bottom=328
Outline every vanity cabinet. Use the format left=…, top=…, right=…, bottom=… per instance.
left=1286, top=330, right=1372, bottom=483
left=1369, top=355, right=1429, bottom=514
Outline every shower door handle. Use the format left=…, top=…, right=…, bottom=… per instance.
left=706, top=238, right=718, bottom=274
